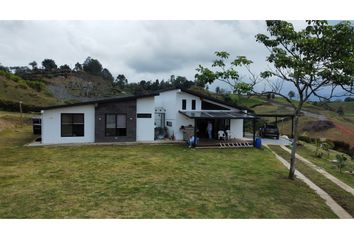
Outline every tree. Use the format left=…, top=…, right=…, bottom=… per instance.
left=115, top=74, right=128, bottom=88
left=215, top=86, right=221, bottom=94
left=336, top=106, right=344, bottom=116
left=29, top=61, right=38, bottom=70
left=0, top=63, right=9, bottom=72
left=195, top=51, right=255, bottom=94
left=288, top=90, right=295, bottom=100
left=74, top=62, right=83, bottom=72
left=195, top=21, right=354, bottom=180
left=42, top=59, right=57, bottom=71
left=255, top=20, right=354, bottom=179
left=335, top=154, right=348, bottom=173
left=101, top=68, right=114, bottom=82
left=59, top=64, right=71, bottom=71
left=82, top=57, right=103, bottom=75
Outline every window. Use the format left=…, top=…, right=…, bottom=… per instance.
left=182, top=99, right=187, bottom=110
left=105, top=114, right=127, bottom=136
left=137, top=113, right=152, bottom=118
left=191, top=99, right=196, bottom=110
left=61, top=113, right=84, bottom=137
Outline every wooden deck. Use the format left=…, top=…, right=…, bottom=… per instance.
left=196, top=138, right=254, bottom=149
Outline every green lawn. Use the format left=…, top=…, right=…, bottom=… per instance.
left=287, top=143, right=354, bottom=188
left=0, top=125, right=337, bottom=218
left=269, top=145, right=354, bottom=217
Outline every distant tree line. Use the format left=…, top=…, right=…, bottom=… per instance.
left=1, top=57, right=115, bottom=82
left=113, top=74, right=195, bottom=95
left=1, top=59, right=196, bottom=96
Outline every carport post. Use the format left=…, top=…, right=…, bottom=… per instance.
left=252, top=118, right=256, bottom=146
left=291, top=116, right=294, bottom=138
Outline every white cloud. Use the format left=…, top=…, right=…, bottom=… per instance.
left=0, top=21, right=270, bottom=79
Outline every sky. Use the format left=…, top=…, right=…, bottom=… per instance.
left=0, top=21, right=279, bottom=86
left=0, top=20, right=350, bottom=97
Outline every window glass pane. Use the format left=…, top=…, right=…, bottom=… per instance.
left=73, top=114, right=84, bottom=124
left=62, top=114, right=72, bottom=124
left=182, top=99, right=187, bottom=110
left=192, top=100, right=196, bottom=110
left=61, top=125, right=73, bottom=136
left=106, top=128, right=116, bottom=136
left=106, top=114, right=116, bottom=129
left=72, top=124, right=84, bottom=136
left=117, top=114, right=126, bottom=128
left=117, top=128, right=127, bottom=136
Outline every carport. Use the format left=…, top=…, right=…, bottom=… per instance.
left=179, top=110, right=257, bottom=146
left=255, top=113, right=295, bottom=138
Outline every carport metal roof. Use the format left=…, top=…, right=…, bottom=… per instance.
left=179, top=110, right=256, bottom=119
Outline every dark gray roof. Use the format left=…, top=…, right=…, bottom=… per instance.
left=42, top=93, right=158, bottom=110
left=179, top=110, right=256, bottom=119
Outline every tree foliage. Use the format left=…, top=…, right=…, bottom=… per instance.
left=83, top=57, right=103, bottom=76
left=42, top=59, right=57, bottom=71
left=256, top=20, right=354, bottom=179
left=288, top=90, right=295, bottom=100
left=195, top=51, right=254, bottom=94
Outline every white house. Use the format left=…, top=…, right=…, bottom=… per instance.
left=40, top=88, right=256, bottom=145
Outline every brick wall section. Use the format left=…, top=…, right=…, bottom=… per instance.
left=95, top=100, right=137, bottom=142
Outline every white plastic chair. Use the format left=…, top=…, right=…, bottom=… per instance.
left=226, top=130, right=232, bottom=140
left=218, top=130, right=226, bottom=140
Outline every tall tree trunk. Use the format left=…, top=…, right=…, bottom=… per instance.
left=288, top=112, right=300, bottom=179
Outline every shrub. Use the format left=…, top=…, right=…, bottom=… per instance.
left=334, top=154, right=348, bottom=173
left=26, top=80, right=45, bottom=92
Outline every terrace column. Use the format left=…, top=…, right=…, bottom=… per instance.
left=252, top=118, right=256, bottom=146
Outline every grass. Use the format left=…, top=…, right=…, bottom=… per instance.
left=269, top=145, right=354, bottom=217
left=286, top=142, right=354, bottom=188
left=0, top=74, right=59, bottom=107
left=0, top=125, right=337, bottom=218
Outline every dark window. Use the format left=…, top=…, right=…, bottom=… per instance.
left=105, top=114, right=127, bottom=136
left=192, top=99, right=196, bottom=110
left=137, top=113, right=152, bottom=118
left=61, top=113, right=84, bottom=137
left=182, top=99, right=187, bottom=110
left=166, top=121, right=172, bottom=127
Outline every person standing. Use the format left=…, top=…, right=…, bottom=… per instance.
left=207, top=121, right=213, bottom=139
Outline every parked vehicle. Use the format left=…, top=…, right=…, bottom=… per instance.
left=259, top=124, right=279, bottom=139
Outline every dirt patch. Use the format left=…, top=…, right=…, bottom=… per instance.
left=334, top=123, right=354, bottom=147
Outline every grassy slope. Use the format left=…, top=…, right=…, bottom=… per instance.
left=287, top=143, right=354, bottom=188
left=250, top=97, right=354, bottom=147
left=269, top=145, right=354, bottom=217
left=0, top=74, right=59, bottom=107
left=0, top=112, right=336, bottom=218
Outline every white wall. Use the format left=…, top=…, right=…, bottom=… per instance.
left=41, top=105, right=95, bottom=144
left=136, top=97, right=155, bottom=141
left=154, top=89, right=203, bottom=140
left=154, top=89, right=244, bottom=141
left=230, top=119, right=244, bottom=139
left=175, top=91, right=201, bottom=140
left=154, top=90, right=178, bottom=138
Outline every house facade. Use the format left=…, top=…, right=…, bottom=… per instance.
left=41, top=88, right=255, bottom=145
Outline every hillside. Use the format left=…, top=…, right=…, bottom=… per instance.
left=0, top=70, right=60, bottom=111
left=0, top=70, right=123, bottom=112
left=250, top=97, right=354, bottom=147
